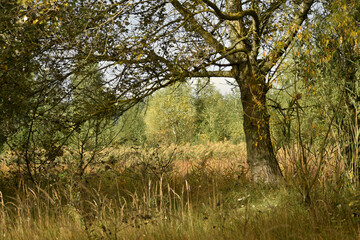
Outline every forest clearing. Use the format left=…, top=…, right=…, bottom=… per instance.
left=0, top=142, right=359, bottom=239
left=1, top=0, right=360, bottom=239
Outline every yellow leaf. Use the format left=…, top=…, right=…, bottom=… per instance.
left=33, top=19, right=39, bottom=24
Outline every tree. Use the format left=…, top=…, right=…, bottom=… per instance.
left=218, top=0, right=314, bottom=182
left=145, top=83, right=197, bottom=145
left=2, top=0, right=316, bottom=182
left=112, top=105, right=146, bottom=146
left=69, top=63, right=116, bottom=176
left=300, top=0, right=360, bottom=183
left=0, top=0, right=82, bottom=181
left=194, top=80, right=225, bottom=142
left=324, top=0, right=360, bottom=183
left=194, top=80, right=244, bottom=143
left=0, top=0, right=41, bottom=148
left=224, top=89, right=245, bottom=143
left=83, top=0, right=314, bottom=182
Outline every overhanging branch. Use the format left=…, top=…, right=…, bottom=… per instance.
left=189, top=70, right=233, bottom=78
left=261, top=0, right=314, bottom=73
left=170, top=0, right=237, bottom=63
left=260, top=0, right=286, bottom=35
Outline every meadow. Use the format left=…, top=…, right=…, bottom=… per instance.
left=2, top=0, right=360, bottom=239
left=0, top=142, right=359, bottom=240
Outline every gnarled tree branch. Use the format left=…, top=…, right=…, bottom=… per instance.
left=201, top=0, right=259, bottom=34
left=261, top=0, right=314, bottom=73
left=189, top=70, right=233, bottom=78
left=170, top=0, right=239, bottom=63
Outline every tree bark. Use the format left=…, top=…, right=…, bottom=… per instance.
left=224, top=0, right=283, bottom=183
left=171, top=0, right=314, bottom=183
left=235, top=64, right=283, bottom=183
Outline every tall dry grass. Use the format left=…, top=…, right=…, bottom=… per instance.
left=0, top=142, right=359, bottom=239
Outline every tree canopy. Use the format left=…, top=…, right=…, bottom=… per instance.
left=4, top=0, right=360, bottom=183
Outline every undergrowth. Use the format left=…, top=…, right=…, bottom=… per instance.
left=0, top=142, right=359, bottom=239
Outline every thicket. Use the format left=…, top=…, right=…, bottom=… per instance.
left=116, top=80, right=244, bottom=146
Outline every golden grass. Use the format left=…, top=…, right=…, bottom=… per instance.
left=0, top=142, right=359, bottom=239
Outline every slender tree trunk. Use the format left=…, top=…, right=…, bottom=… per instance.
left=236, top=65, right=283, bottom=183
left=343, top=68, right=360, bottom=184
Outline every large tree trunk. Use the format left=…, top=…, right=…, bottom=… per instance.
left=224, top=0, right=283, bottom=183
left=222, top=0, right=314, bottom=182
left=237, top=65, right=283, bottom=183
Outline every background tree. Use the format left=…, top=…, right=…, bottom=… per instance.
left=145, top=83, right=197, bottom=145
left=68, top=63, right=116, bottom=176
left=112, top=105, right=146, bottom=146
left=223, top=89, right=245, bottom=143
left=194, top=79, right=244, bottom=143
